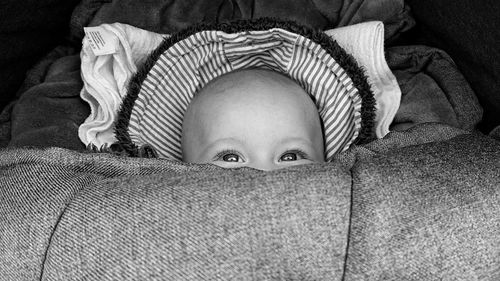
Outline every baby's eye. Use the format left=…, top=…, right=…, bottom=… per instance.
left=222, top=153, right=240, bottom=162
left=279, top=150, right=308, bottom=162
left=214, top=150, right=244, bottom=163
left=280, top=152, right=298, bottom=161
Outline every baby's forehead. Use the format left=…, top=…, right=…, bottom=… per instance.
left=205, top=69, right=297, bottom=90
left=184, top=69, right=321, bottom=131
left=185, top=69, right=311, bottom=118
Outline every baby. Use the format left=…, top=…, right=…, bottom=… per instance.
left=111, top=19, right=374, bottom=169
left=181, top=69, right=325, bottom=171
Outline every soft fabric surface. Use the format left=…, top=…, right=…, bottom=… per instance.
left=114, top=19, right=375, bottom=161
left=386, top=45, right=482, bottom=132
left=332, top=123, right=471, bottom=169
left=1, top=127, right=499, bottom=280
left=2, top=43, right=481, bottom=153
left=326, top=22, right=401, bottom=138
left=7, top=47, right=89, bottom=152
left=78, top=21, right=398, bottom=154
left=490, top=125, right=500, bottom=141
left=0, top=147, right=351, bottom=280
left=406, top=0, right=500, bottom=133
left=0, top=0, right=418, bottom=151
left=70, top=0, right=414, bottom=42
left=0, top=0, right=80, bottom=111
left=1, top=1, right=498, bottom=279
left=337, top=0, right=415, bottom=44
left=346, top=133, right=500, bottom=280
left=78, top=23, right=164, bottom=148
left=0, top=0, right=458, bottom=154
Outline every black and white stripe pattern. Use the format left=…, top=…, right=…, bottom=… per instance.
left=128, top=28, right=362, bottom=162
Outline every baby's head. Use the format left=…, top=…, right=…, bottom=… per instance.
left=181, top=69, right=325, bottom=170
left=114, top=20, right=375, bottom=164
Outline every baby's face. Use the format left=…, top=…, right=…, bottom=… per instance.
left=181, top=69, right=324, bottom=171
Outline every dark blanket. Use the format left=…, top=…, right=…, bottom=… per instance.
left=72, top=0, right=413, bottom=40
left=387, top=46, right=482, bottom=132
left=406, top=0, right=500, bottom=133
left=1, top=129, right=498, bottom=280
left=0, top=0, right=80, bottom=110
left=6, top=46, right=89, bottom=151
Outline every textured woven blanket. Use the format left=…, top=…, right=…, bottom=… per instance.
left=1, top=125, right=499, bottom=280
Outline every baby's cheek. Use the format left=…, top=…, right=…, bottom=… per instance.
left=312, top=148, right=326, bottom=162
left=212, top=162, right=246, bottom=169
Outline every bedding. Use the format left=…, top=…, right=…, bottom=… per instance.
left=77, top=0, right=414, bottom=40
left=0, top=0, right=80, bottom=110
left=77, top=21, right=396, bottom=155
left=1, top=126, right=498, bottom=280
left=386, top=45, right=482, bottom=132
left=0, top=0, right=482, bottom=151
left=406, top=0, right=500, bottom=133
left=2, top=42, right=481, bottom=151
left=346, top=132, right=500, bottom=280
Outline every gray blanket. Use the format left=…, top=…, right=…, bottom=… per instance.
left=1, top=125, right=499, bottom=280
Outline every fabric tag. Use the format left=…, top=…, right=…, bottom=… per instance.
left=84, top=26, right=118, bottom=56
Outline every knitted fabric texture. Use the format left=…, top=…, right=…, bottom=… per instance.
left=115, top=18, right=375, bottom=161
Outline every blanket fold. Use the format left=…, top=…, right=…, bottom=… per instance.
left=386, top=46, right=482, bottom=131
left=78, top=23, right=165, bottom=148
left=326, top=21, right=401, bottom=138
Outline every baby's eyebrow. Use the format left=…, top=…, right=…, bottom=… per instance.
left=200, top=137, right=246, bottom=154
left=208, top=137, right=245, bottom=146
left=277, top=137, right=314, bottom=147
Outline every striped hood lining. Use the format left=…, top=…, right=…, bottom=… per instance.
left=115, top=18, right=375, bottom=161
